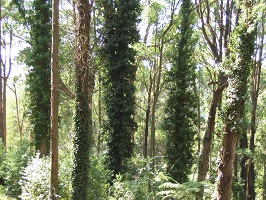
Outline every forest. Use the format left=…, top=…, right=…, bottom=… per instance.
left=0, top=0, right=265, bottom=199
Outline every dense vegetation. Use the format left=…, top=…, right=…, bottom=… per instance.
left=0, top=0, right=266, bottom=199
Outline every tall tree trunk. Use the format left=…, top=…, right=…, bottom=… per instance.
left=196, top=0, right=232, bottom=195
left=144, top=77, right=152, bottom=158
left=216, top=4, right=255, bottom=198
left=72, top=0, right=92, bottom=198
left=246, top=13, right=264, bottom=200
left=149, top=2, right=175, bottom=170
left=0, top=0, right=4, bottom=146
left=97, top=71, right=102, bottom=155
left=150, top=89, right=157, bottom=170
left=263, top=158, right=266, bottom=200
left=197, top=72, right=227, bottom=181
left=50, top=0, right=59, bottom=198
left=2, top=30, right=12, bottom=146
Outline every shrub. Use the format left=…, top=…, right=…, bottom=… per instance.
left=156, top=173, right=214, bottom=200
left=0, top=139, right=30, bottom=198
left=19, top=152, right=72, bottom=200
left=88, top=154, right=110, bottom=200
left=20, top=152, right=51, bottom=200
left=108, top=156, right=154, bottom=200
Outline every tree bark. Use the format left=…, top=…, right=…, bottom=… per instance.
left=196, top=1, right=232, bottom=195
left=50, top=0, right=59, bottom=198
left=97, top=71, right=102, bottom=155
left=263, top=158, right=266, bottom=200
left=216, top=128, right=238, bottom=200
left=144, top=78, right=152, bottom=158
left=0, top=0, right=4, bottom=146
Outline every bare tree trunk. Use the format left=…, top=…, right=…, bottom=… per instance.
left=97, top=71, right=102, bottom=155
left=50, top=0, right=59, bottom=198
left=0, top=0, right=4, bottom=146
left=144, top=75, right=152, bottom=158
left=150, top=95, right=156, bottom=170
left=2, top=30, right=12, bottom=146
left=149, top=2, right=175, bottom=170
left=196, top=1, right=232, bottom=196
left=216, top=128, right=238, bottom=200
left=263, top=158, right=266, bottom=200
left=197, top=73, right=227, bottom=181
left=8, top=82, right=23, bottom=140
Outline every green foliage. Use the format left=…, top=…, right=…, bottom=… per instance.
left=0, top=139, right=31, bottom=198
left=163, top=0, right=197, bottom=183
left=0, top=186, right=16, bottom=200
left=88, top=155, right=110, bottom=200
left=20, top=153, right=51, bottom=200
left=102, top=0, right=141, bottom=179
left=157, top=179, right=213, bottom=200
left=20, top=152, right=73, bottom=200
left=108, top=156, right=154, bottom=200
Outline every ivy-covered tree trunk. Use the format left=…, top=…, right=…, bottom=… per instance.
left=71, top=0, right=92, bottom=199
left=26, top=0, right=51, bottom=156
left=164, top=0, right=197, bottom=183
left=103, top=0, right=140, bottom=180
left=216, top=6, right=256, bottom=199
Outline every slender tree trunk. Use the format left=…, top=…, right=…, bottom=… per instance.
left=149, top=5, right=175, bottom=169
left=195, top=74, right=201, bottom=155
left=3, top=76, right=6, bottom=147
left=0, top=0, right=4, bottom=146
left=150, top=90, right=157, bottom=170
left=2, top=30, right=12, bottom=146
left=239, top=131, right=248, bottom=199
left=263, top=158, right=266, bottom=200
left=246, top=61, right=258, bottom=200
left=11, top=83, right=23, bottom=140
left=97, top=71, right=102, bottom=155
left=144, top=76, right=152, bottom=158
left=50, top=0, right=59, bottom=198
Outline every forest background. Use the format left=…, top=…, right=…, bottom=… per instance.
left=0, top=0, right=265, bottom=199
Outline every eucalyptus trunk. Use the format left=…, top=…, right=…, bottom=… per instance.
left=50, top=0, right=59, bottom=198
left=196, top=1, right=232, bottom=196
left=0, top=0, right=4, bottom=146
